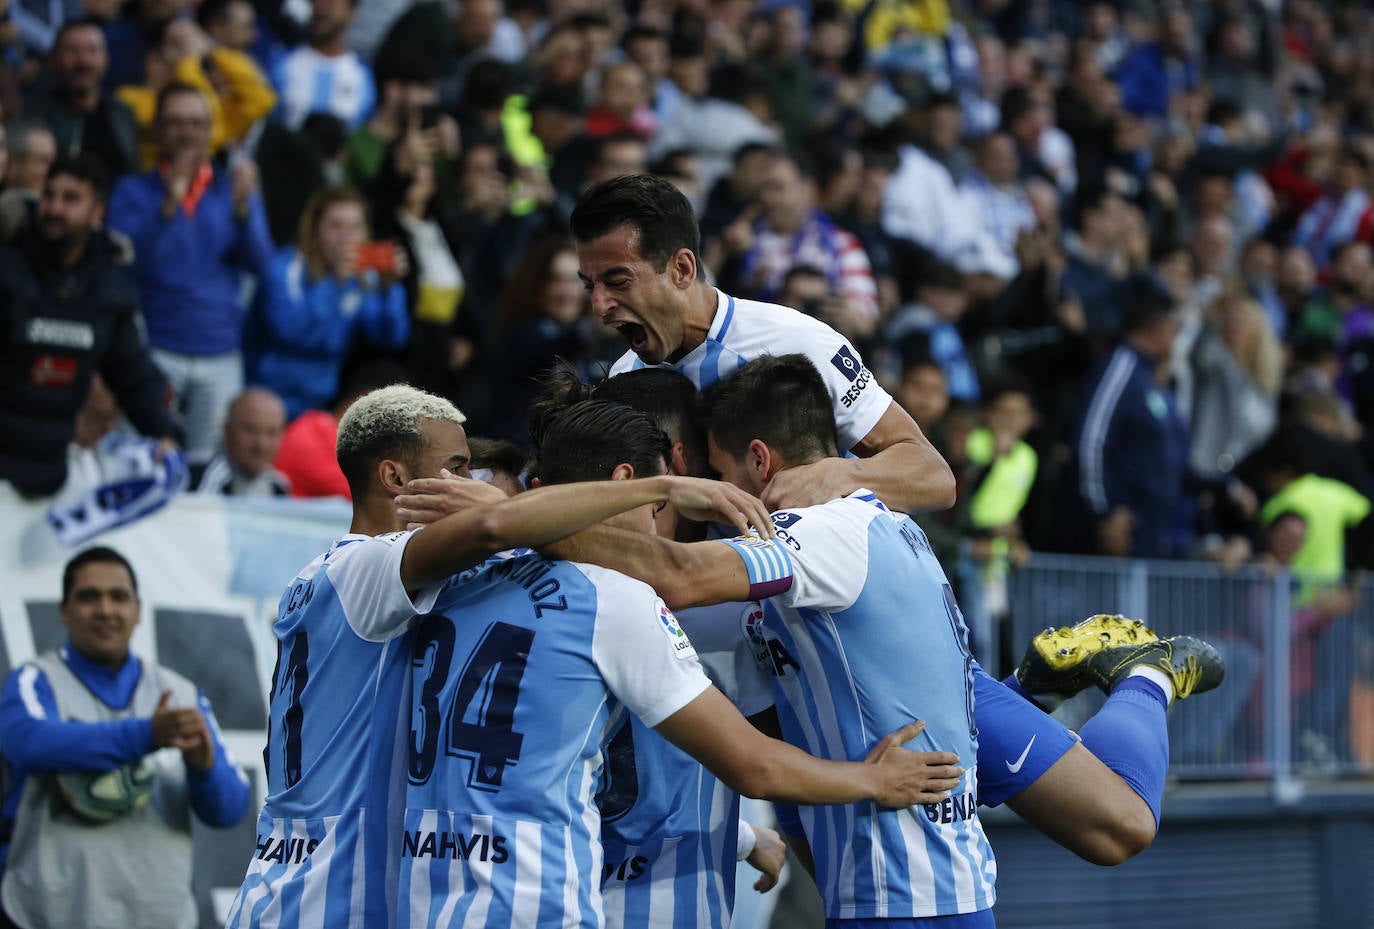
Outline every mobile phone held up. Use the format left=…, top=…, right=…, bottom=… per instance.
left=355, top=242, right=397, bottom=276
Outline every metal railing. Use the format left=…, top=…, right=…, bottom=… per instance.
left=959, top=553, right=1374, bottom=784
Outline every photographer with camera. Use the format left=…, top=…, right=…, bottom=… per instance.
left=243, top=184, right=409, bottom=421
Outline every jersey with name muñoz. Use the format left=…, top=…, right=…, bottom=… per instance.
left=397, top=552, right=710, bottom=929
left=598, top=599, right=779, bottom=929
left=756, top=493, right=997, bottom=920
left=610, top=290, right=889, bottom=453
left=226, top=531, right=444, bottom=929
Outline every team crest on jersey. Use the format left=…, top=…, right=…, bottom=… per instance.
left=658, top=604, right=697, bottom=659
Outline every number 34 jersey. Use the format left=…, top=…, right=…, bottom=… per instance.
left=398, top=553, right=711, bottom=929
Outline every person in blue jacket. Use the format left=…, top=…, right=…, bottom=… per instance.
left=107, top=82, right=275, bottom=461
left=245, top=184, right=410, bottom=421
left=1073, top=277, right=1193, bottom=559
left=0, top=546, right=250, bottom=929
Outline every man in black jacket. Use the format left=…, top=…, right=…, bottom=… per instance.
left=0, top=153, right=176, bottom=497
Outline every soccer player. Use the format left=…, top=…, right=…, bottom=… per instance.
left=223, top=384, right=780, bottom=928
left=568, top=175, right=1224, bottom=868
left=573, top=174, right=953, bottom=516
left=394, top=398, right=968, bottom=929
left=596, top=363, right=1001, bottom=926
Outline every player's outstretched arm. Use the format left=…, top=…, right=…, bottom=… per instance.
left=400, top=476, right=772, bottom=589
left=655, top=686, right=963, bottom=807
left=760, top=402, right=955, bottom=513
left=544, top=528, right=788, bottom=610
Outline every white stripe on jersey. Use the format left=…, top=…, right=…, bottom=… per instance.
left=510, top=822, right=543, bottom=928
left=897, top=810, right=935, bottom=918
left=294, top=820, right=338, bottom=929
left=461, top=814, right=498, bottom=928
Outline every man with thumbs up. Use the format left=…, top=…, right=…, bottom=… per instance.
left=0, top=546, right=250, bottom=929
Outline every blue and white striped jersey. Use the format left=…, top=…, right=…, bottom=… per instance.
left=397, top=553, right=711, bottom=929
left=271, top=46, right=377, bottom=130
left=610, top=290, right=890, bottom=453
left=599, top=601, right=777, bottom=929
left=755, top=493, right=997, bottom=920
left=225, top=531, right=443, bottom=929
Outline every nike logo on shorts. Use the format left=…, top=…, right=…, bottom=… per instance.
left=1005, top=735, right=1036, bottom=774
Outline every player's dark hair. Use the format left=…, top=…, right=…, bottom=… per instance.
left=570, top=173, right=701, bottom=277
left=467, top=437, right=527, bottom=479
left=705, top=354, right=839, bottom=465
left=593, top=368, right=704, bottom=460
left=62, top=546, right=138, bottom=603
left=535, top=400, right=671, bottom=485
left=48, top=152, right=111, bottom=203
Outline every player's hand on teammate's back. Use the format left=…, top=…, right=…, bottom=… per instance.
left=746, top=823, right=787, bottom=892
left=761, top=457, right=859, bottom=512
left=662, top=476, right=774, bottom=538
left=396, top=468, right=508, bottom=528
left=863, top=720, right=964, bottom=808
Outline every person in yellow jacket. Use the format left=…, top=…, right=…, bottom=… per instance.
left=117, top=19, right=277, bottom=169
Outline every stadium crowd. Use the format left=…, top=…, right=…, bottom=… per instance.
left=4, top=0, right=1374, bottom=579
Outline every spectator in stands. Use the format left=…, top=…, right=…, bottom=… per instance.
left=1072, top=280, right=1191, bottom=558
left=0, top=119, right=56, bottom=239
left=246, top=185, right=409, bottom=421
left=962, top=130, right=1035, bottom=276
left=586, top=60, right=655, bottom=139
left=886, top=258, right=979, bottom=402
left=117, top=18, right=277, bottom=169
left=1258, top=440, right=1374, bottom=584
left=23, top=19, right=137, bottom=176
left=197, top=0, right=259, bottom=54
left=0, top=546, right=250, bottom=929
left=343, top=52, right=442, bottom=189
left=367, top=131, right=467, bottom=398
left=723, top=150, right=878, bottom=334
left=0, top=154, right=176, bottom=498
left=1060, top=182, right=1131, bottom=339
left=189, top=387, right=290, bottom=496
left=274, top=361, right=407, bottom=498
left=1292, top=145, right=1374, bottom=268
left=894, top=353, right=950, bottom=435
left=108, top=82, right=274, bottom=460
left=271, top=0, right=375, bottom=130
left=485, top=236, right=595, bottom=445
left=1113, top=6, right=1200, bottom=120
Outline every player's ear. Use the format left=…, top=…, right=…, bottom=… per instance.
left=609, top=462, right=636, bottom=481
left=669, top=248, right=696, bottom=288
left=747, top=439, right=772, bottom=479
left=378, top=458, right=408, bottom=495
left=669, top=441, right=689, bottom=476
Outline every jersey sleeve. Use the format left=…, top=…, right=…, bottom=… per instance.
left=329, top=531, right=445, bottom=642
left=769, top=503, right=870, bottom=613
left=774, top=315, right=892, bottom=452
left=590, top=575, right=712, bottom=728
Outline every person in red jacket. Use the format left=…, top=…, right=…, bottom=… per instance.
left=274, top=361, right=411, bottom=499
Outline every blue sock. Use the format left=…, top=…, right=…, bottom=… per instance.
left=1078, top=677, right=1170, bottom=826
left=1000, top=672, right=1054, bottom=712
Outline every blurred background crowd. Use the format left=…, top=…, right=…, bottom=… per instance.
left=4, top=0, right=1374, bottom=764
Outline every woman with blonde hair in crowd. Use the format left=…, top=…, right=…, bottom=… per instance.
left=244, top=185, right=410, bottom=421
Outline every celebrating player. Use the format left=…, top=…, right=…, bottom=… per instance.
left=223, top=384, right=783, bottom=928
left=394, top=398, right=967, bottom=929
